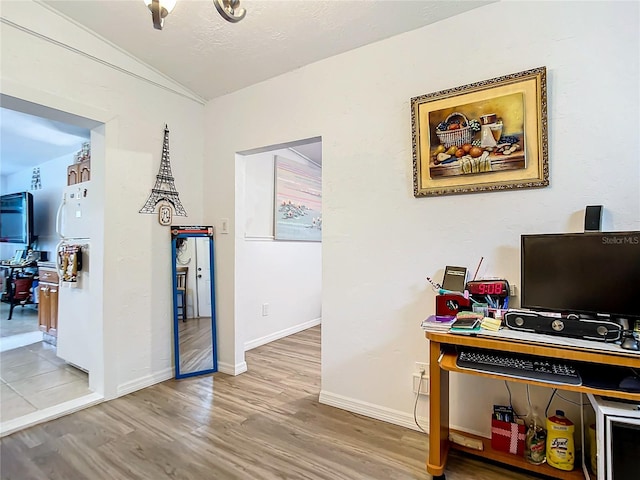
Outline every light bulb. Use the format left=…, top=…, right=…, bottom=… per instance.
left=143, top=0, right=177, bottom=16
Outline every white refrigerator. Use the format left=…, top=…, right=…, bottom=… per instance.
left=55, top=182, right=92, bottom=372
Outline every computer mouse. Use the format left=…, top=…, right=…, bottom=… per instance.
left=621, top=336, right=640, bottom=351
left=619, top=376, right=640, bottom=392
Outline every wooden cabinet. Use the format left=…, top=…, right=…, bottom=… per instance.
left=67, top=160, right=90, bottom=185
left=38, top=266, right=59, bottom=337
left=67, top=164, right=79, bottom=185
left=79, top=159, right=91, bottom=183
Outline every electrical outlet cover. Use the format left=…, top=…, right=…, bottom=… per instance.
left=412, top=373, right=429, bottom=395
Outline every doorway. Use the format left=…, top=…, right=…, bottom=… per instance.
left=235, top=138, right=322, bottom=360
left=0, top=98, right=104, bottom=434
left=195, top=237, right=212, bottom=317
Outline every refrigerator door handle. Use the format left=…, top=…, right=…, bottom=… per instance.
left=55, top=193, right=66, bottom=238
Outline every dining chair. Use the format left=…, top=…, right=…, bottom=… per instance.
left=176, top=266, right=188, bottom=321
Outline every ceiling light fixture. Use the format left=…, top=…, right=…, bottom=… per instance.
left=144, top=0, right=246, bottom=30
left=214, top=0, right=247, bottom=23
left=143, top=0, right=176, bottom=30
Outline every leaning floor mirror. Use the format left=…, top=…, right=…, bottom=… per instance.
left=171, top=226, right=217, bottom=379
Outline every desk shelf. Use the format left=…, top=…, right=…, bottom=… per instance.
left=425, top=331, right=640, bottom=479
left=448, top=428, right=584, bottom=480
left=439, top=351, right=640, bottom=402
left=427, top=331, right=640, bottom=367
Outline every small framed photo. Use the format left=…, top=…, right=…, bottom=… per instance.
left=411, top=67, right=548, bottom=197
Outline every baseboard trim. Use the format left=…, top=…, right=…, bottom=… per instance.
left=319, top=390, right=429, bottom=433
left=218, top=361, right=247, bottom=376
left=0, top=331, right=43, bottom=353
left=0, top=392, right=103, bottom=437
left=116, top=367, right=174, bottom=397
left=244, top=318, right=321, bottom=352
left=319, top=391, right=490, bottom=439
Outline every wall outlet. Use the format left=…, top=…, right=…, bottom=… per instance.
left=413, top=373, right=429, bottom=395
left=221, top=218, right=229, bottom=234
left=415, top=362, right=428, bottom=374
left=261, top=303, right=269, bottom=316
left=509, top=284, right=517, bottom=297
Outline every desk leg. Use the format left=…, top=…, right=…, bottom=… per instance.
left=427, top=339, right=450, bottom=478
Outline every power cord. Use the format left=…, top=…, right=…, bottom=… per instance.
left=544, top=389, right=557, bottom=418
left=555, top=391, right=588, bottom=407
left=504, top=381, right=521, bottom=418
left=543, top=388, right=587, bottom=418
left=413, top=368, right=427, bottom=434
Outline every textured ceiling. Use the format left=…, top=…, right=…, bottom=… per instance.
left=3, top=1, right=491, bottom=174
left=41, top=0, right=492, bottom=101
left=0, top=107, right=90, bottom=176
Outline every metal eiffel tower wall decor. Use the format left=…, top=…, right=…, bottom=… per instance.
left=140, top=125, right=187, bottom=220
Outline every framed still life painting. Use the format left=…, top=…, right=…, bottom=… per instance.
left=411, top=67, right=548, bottom=197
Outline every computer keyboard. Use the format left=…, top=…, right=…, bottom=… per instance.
left=456, top=348, right=582, bottom=386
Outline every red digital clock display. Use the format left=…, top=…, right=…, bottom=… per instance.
left=465, top=280, right=509, bottom=296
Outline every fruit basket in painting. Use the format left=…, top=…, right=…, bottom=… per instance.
left=436, top=112, right=473, bottom=148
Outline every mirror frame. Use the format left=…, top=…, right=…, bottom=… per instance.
left=170, top=225, right=218, bottom=379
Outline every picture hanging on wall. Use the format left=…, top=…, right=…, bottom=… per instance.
left=31, top=167, right=42, bottom=190
left=411, top=66, right=548, bottom=197
left=274, top=155, right=322, bottom=242
left=139, top=125, right=187, bottom=224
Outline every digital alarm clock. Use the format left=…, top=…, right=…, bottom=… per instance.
left=465, top=279, right=510, bottom=297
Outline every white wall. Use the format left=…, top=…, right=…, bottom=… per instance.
left=1, top=153, right=75, bottom=260
left=205, top=0, right=640, bottom=437
left=237, top=149, right=321, bottom=352
left=1, top=1, right=205, bottom=398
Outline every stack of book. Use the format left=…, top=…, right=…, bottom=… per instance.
left=421, top=315, right=456, bottom=332
left=422, top=312, right=502, bottom=334
left=450, top=312, right=483, bottom=333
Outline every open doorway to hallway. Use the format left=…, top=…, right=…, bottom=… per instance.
left=235, top=137, right=322, bottom=357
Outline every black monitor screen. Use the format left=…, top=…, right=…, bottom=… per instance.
left=0, top=192, right=34, bottom=245
left=521, top=232, right=640, bottom=320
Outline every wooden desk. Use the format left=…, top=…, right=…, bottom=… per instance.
left=425, top=331, right=640, bottom=480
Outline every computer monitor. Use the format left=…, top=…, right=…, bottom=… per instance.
left=521, top=231, right=640, bottom=321
left=12, top=250, right=26, bottom=264
left=0, top=191, right=34, bottom=245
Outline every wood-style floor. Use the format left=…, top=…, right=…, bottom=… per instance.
left=0, top=326, right=540, bottom=479
left=177, top=316, right=213, bottom=374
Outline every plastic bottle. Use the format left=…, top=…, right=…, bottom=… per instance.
left=524, top=411, right=546, bottom=465
left=546, top=410, right=575, bottom=471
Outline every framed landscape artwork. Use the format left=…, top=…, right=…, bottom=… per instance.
left=274, top=155, right=322, bottom=242
left=411, top=67, right=548, bottom=197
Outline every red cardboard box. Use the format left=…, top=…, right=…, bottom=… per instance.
left=491, top=418, right=526, bottom=455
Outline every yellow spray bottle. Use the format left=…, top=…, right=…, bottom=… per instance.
left=546, top=410, right=575, bottom=471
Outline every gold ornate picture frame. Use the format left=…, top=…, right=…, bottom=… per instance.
left=411, top=67, right=548, bottom=197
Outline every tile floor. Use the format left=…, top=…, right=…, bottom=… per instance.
left=0, top=341, right=90, bottom=422
left=0, top=301, right=42, bottom=353
left=0, top=302, right=39, bottom=337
